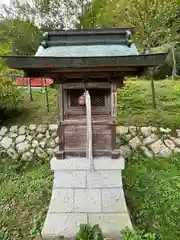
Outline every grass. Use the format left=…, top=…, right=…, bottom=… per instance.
left=0, top=159, right=52, bottom=239
left=123, top=153, right=180, bottom=240
left=117, top=79, right=180, bottom=128
left=4, top=87, right=58, bottom=126
left=5, top=79, right=180, bottom=128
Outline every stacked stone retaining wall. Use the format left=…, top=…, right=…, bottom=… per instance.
left=0, top=124, right=179, bottom=160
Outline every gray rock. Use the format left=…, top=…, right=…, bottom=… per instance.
left=29, top=124, right=36, bottom=131
left=40, top=141, right=46, bottom=149
left=7, top=148, right=19, bottom=160
left=51, top=131, right=57, bottom=137
left=124, top=134, right=133, bottom=141
left=37, top=124, right=47, bottom=133
left=170, top=137, right=180, bottom=146
left=36, top=147, right=48, bottom=158
left=143, top=134, right=158, bottom=145
left=21, top=152, right=33, bottom=161
left=30, top=148, right=35, bottom=153
left=19, top=125, right=26, bottom=135
left=0, top=137, right=12, bottom=149
left=150, top=139, right=171, bottom=157
left=120, top=145, right=131, bottom=158
left=49, top=124, right=58, bottom=132
left=47, top=148, right=54, bottom=156
left=55, top=137, right=59, bottom=144
left=174, top=147, right=180, bottom=153
left=141, top=127, right=152, bottom=137
left=0, top=126, right=8, bottom=136
left=46, top=130, right=51, bottom=139
left=151, top=127, right=157, bottom=132
left=160, top=127, right=171, bottom=133
left=47, top=139, right=56, bottom=148
left=177, top=130, right=180, bottom=138
left=116, top=126, right=129, bottom=135
left=54, top=146, right=59, bottom=153
left=37, top=133, right=44, bottom=140
left=164, top=139, right=175, bottom=150
left=10, top=125, right=18, bottom=133
left=16, top=141, right=30, bottom=153
left=129, top=126, right=137, bottom=135
left=0, top=136, right=2, bottom=141
left=26, top=135, right=33, bottom=142
left=32, top=140, right=39, bottom=148
left=140, top=146, right=154, bottom=158
left=159, top=148, right=172, bottom=157
left=16, top=135, right=26, bottom=144
left=129, top=136, right=141, bottom=150
left=8, top=132, right=18, bottom=138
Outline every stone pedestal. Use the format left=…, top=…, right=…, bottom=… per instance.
left=42, top=157, right=132, bottom=239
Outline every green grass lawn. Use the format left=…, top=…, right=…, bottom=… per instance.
left=0, top=159, right=52, bottom=239
left=123, top=153, right=180, bottom=240
left=4, top=87, right=58, bottom=126
left=5, top=79, right=180, bottom=128
left=117, top=79, right=180, bottom=128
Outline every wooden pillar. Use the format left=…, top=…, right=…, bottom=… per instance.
left=56, top=82, right=65, bottom=159
left=111, top=81, right=119, bottom=159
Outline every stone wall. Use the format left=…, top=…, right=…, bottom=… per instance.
left=0, top=124, right=59, bottom=161
left=0, top=124, right=180, bottom=160
left=117, top=126, right=180, bottom=158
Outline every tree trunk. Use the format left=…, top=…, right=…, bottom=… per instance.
left=172, top=43, right=176, bottom=80
left=151, top=78, right=156, bottom=109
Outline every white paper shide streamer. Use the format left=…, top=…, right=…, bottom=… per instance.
left=85, top=90, right=94, bottom=171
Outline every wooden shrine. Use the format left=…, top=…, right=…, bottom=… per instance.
left=3, top=28, right=167, bottom=239
left=3, top=28, right=167, bottom=160
left=57, top=79, right=121, bottom=159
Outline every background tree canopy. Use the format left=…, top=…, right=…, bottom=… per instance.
left=0, top=0, right=179, bottom=78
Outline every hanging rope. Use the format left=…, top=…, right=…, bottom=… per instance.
left=85, top=90, right=94, bottom=172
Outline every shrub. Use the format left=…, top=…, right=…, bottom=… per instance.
left=121, top=228, right=156, bottom=240
left=0, top=77, right=23, bottom=122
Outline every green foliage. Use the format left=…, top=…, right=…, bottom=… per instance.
left=0, top=78, right=23, bottom=123
left=81, top=0, right=180, bottom=52
left=148, top=43, right=180, bottom=79
left=0, top=19, right=41, bottom=56
left=4, top=87, right=58, bottom=126
left=76, top=224, right=103, bottom=240
left=121, top=228, right=156, bottom=240
left=0, top=0, right=83, bottom=29
left=117, top=79, right=180, bottom=128
left=0, top=42, right=12, bottom=74
left=0, top=158, right=52, bottom=240
left=0, top=78, right=22, bottom=110
left=123, top=153, right=180, bottom=240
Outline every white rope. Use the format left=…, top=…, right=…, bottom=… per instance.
left=85, top=90, right=94, bottom=172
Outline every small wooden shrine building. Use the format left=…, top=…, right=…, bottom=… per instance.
left=3, top=28, right=166, bottom=159
left=3, top=28, right=167, bottom=239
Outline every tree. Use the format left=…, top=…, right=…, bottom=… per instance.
left=0, top=41, right=22, bottom=76
left=81, top=0, right=180, bottom=51
left=0, top=19, right=41, bottom=55
left=0, top=0, right=84, bottom=29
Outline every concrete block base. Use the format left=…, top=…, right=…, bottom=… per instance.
left=42, top=157, right=132, bottom=239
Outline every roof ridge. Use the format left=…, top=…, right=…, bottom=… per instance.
left=41, top=28, right=133, bottom=49
left=43, top=28, right=134, bottom=37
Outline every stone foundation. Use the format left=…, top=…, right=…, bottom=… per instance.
left=42, top=157, right=132, bottom=239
